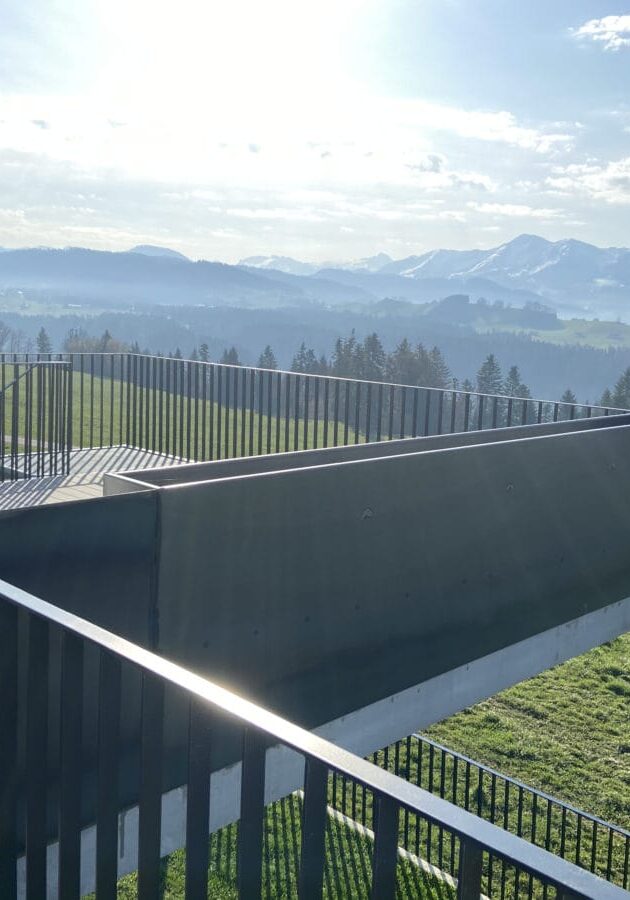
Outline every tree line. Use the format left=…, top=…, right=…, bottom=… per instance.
left=10, top=322, right=630, bottom=408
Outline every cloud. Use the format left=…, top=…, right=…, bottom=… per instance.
left=409, top=152, right=445, bottom=173
left=572, top=15, right=630, bottom=51
left=546, top=157, right=630, bottom=204
left=393, top=100, right=574, bottom=154
left=468, top=202, right=564, bottom=219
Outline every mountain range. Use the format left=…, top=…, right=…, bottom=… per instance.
left=0, top=235, right=628, bottom=319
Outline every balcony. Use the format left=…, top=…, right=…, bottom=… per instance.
left=0, top=352, right=628, bottom=899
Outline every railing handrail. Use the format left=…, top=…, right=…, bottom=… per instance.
left=9, top=350, right=627, bottom=418
left=413, top=733, right=630, bottom=839
left=0, top=576, right=625, bottom=899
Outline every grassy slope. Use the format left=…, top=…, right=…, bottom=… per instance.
left=427, top=634, right=630, bottom=830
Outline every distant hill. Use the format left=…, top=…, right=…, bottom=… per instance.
left=130, top=244, right=190, bottom=261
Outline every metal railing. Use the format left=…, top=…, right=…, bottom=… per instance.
left=0, top=359, right=72, bottom=481
left=0, top=578, right=625, bottom=899
left=327, top=734, right=630, bottom=896
left=6, top=352, right=624, bottom=461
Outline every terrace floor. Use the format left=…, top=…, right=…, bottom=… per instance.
left=0, top=445, right=185, bottom=510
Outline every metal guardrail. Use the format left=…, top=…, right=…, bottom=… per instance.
left=327, top=734, right=630, bottom=895
left=2, top=352, right=625, bottom=460
left=0, top=360, right=72, bottom=481
left=0, top=578, right=626, bottom=899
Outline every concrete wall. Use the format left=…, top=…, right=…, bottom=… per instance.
left=104, top=412, right=630, bottom=489
left=155, top=423, right=630, bottom=736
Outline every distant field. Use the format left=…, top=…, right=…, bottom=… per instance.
left=476, top=317, right=630, bottom=350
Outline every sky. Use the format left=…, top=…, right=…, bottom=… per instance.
left=0, top=0, right=629, bottom=262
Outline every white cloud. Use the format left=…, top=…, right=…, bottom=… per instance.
left=546, top=157, right=630, bottom=204
left=572, top=15, right=630, bottom=51
left=468, top=202, right=564, bottom=219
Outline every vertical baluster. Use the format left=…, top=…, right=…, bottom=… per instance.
left=96, top=650, right=121, bottom=900
left=303, top=377, right=310, bottom=449
left=201, top=361, right=207, bottom=460
left=298, top=758, right=328, bottom=898
left=26, top=614, right=49, bottom=899
left=179, top=360, right=186, bottom=459
left=185, top=699, right=213, bottom=900
left=240, top=369, right=247, bottom=457
left=59, top=631, right=83, bottom=899
left=371, top=795, right=398, bottom=899
left=137, top=673, right=165, bottom=900
left=248, top=367, right=255, bottom=456
left=293, top=375, right=300, bottom=450
left=387, top=385, right=394, bottom=440
left=209, top=365, right=215, bottom=460
left=238, top=729, right=266, bottom=897
left=233, top=366, right=240, bottom=458
left=266, top=368, right=272, bottom=453
left=216, top=366, right=222, bottom=460
left=313, top=377, right=320, bottom=449
left=457, top=840, right=483, bottom=900
left=186, top=359, right=193, bottom=460
left=275, top=371, right=281, bottom=453
left=399, top=386, right=406, bottom=439
left=110, top=354, right=116, bottom=448
left=0, top=599, right=18, bottom=899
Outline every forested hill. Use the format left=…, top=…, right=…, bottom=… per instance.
left=5, top=301, right=630, bottom=402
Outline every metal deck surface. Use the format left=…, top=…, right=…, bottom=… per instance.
left=0, top=445, right=184, bottom=509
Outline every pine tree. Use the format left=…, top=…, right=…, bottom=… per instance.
left=503, top=365, right=531, bottom=399
left=258, top=345, right=278, bottom=369
left=291, top=343, right=318, bottom=373
left=220, top=346, right=240, bottom=365
left=173, top=347, right=183, bottom=359
left=612, top=368, right=630, bottom=409
left=36, top=326, right=52, bottom=355
left=361, top=333, right=386, bottom=381
left=190, top=347, right=199, bottom=361
left=199, top=343, right=209, bottom=362
left=331, top=333, right=358, bottom=377
left=561, top=388, right=577, bottom=405
left=386, top=338, right=418, bottom=385
left=600, top=388, right=613, bottom=408
left=99, top=329, right=113, bottom=352
left=427, top=346, right=450, bottom=388
left=476, top=354, right=503, bottom=394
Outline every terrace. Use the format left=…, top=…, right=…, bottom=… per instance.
left=0, top=352, right=628, bottom=899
